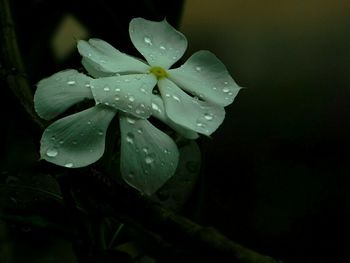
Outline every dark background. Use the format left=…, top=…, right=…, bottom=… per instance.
left=1, top=0, right=350, bottom=262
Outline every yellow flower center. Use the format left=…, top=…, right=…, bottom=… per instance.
left=150, top=66, right=168, bottom=79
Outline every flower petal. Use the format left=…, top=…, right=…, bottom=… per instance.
left=34, top=70, right=93, bottom=120
left=168, top=50, right=241, bottom=106
left=158, top=78, right=225, bottom=136
left=78, top=38, right=150, bottom=74
left=90, top=74, right=157, bottom=118
left=129, top=18, right=187, bottom=69
left=151, top=95, right=199, bottom=139
left=119, top=114, right=179, bottom=195
left=40, top=105, right=116, bottom=168
left=82, top=57, right=114, bottom=78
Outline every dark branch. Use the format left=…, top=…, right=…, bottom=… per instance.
left=69, top=170, right=283, bottom=263
left=0, top=0, right=46, bottom=130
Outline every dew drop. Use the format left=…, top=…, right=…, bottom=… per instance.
left=126, top=133, right=134, bottom=144
left=195, top=66, right=201, bottom=72
left=137, top=128, right=143, bottom=134
left=165, top=93, right=171, bottom=98
left=103, top=87, right=110, bottom=91
left=160, top=45, right=166, bottom=50
left=59, top=140, right=64, bottom=144
left=172, top=95, right=181, bottom=102
left=142, top=147, right=149, bottom=153
left=204, top=113, right=214, bottom=120
left=126, top=117, right=136, bottom=124
left=104, top=102, right=110, bottom=106
left=97, top=131, right=104, bottom=136
left=151, top=103, right=161, bottom=112
left=224, top=81, right=229, bottom=85
left=64, top=163, right=74, bottom=168
left=223, top=87, right=230, bottom=93
left=144, top=36, right=152, bottom=45
left=124, top=78, right=130, bottom=82
left=128, top=96, right=135, bottom=102
left=114, top=96, right=120, bottom=101
left=87, top=121, right=92, bottom=125
left=135, top=109, right=143, bottom=115
left=164, top=149, right=170, bottom=154
left=51, top=136, right=56, bottom=141
left=145, top=156, right=154, bottom=164
left=115, top=88, right=121, bottom=92
left=46, top=148, right=58, bottom=157
left=196, top=121, right=205, bottom=127
left=172, top=56, right=177, bottom=60
left=67, top=80, right=76, bottom=85
left=72, top=140, right=77, bottom=145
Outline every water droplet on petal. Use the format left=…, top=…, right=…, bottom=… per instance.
left=126, top=117, right=136, bottom=124
left=97, top=131, right=104, bottom=136
left=128, top=96, right=135, bottom=102
left=59, top=140, right=64, bottom=144
left=115, top=88, right=120, bottom=92
left=72, top=140, right=77, bottom=145
left=172, top=95, right=181, bottom=102
left=204, top=113, right=214, bottom=120
left=160, top=45, right=166, bottom=50
left=195, top=66, right=201, bottom=72
left=64, top=163, right=74, bottom=168
left=67, top=80, right=76, bottom=85
left=137, top=128, right=143, bottom=134
left=224, top=81, right=229, bottom=85
left=196, top=121, right=205, bottom=127
left=87, top=121, right=92, bottom=125
left=46, top=148, right=58, bottom=157
left=144, top=36, right=152, bottom=45
left=151, top=102, right=161, bottom=113
left=142, top=147, right=149, bottom=153
left=126, top=133, right=134, bottom=144
left=104, top=86, right=110, bottom=91
left=145, top=155, right=154, bottom=164
left=223, top=87, right=230, bottom=93
left=114, top=96, right=120, bottom=101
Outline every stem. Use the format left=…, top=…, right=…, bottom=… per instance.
left=107, top=223, right=124, bottom=249
left=0, top=0, right=46, bottom=130
left=72, top=171, right=283, bottom=263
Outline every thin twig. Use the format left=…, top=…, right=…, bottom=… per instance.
left=0, top=0, right=46, bottom=130
left=72, top=171, right=283, bottom=263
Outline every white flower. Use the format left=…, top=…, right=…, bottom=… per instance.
left=34, top=18, right=241, bottom=195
